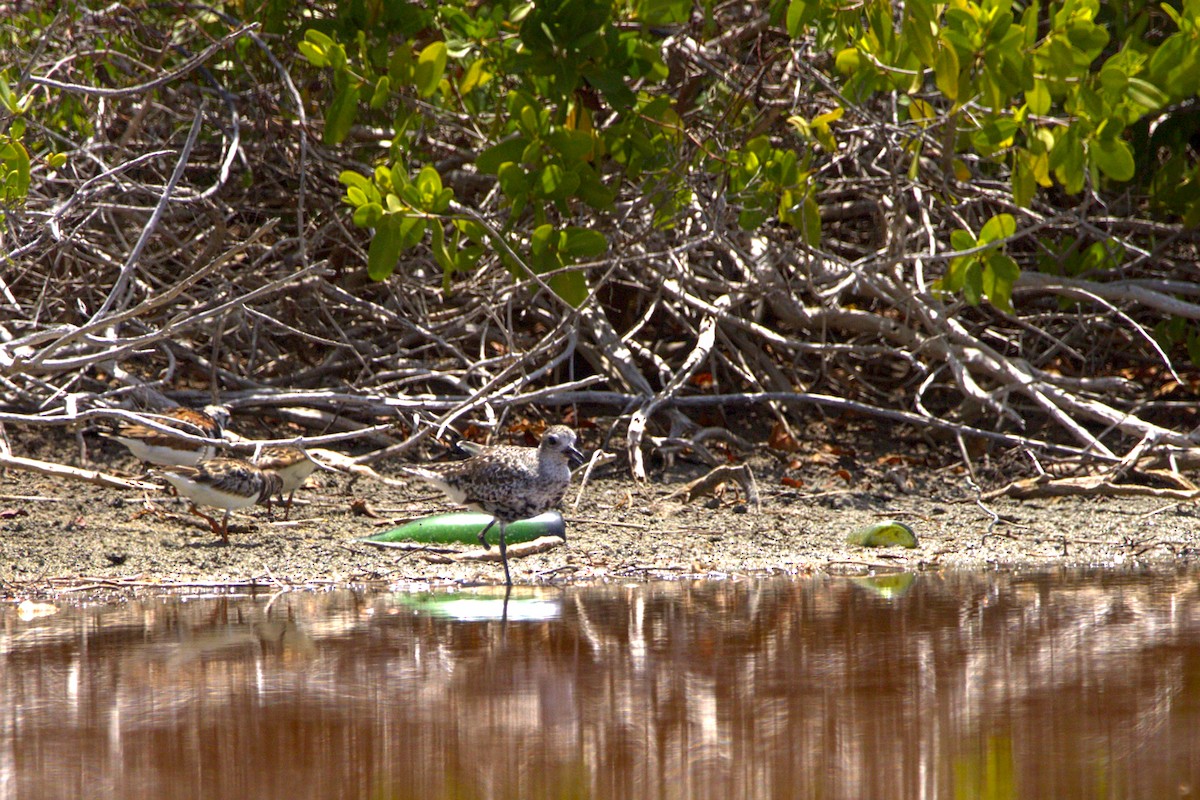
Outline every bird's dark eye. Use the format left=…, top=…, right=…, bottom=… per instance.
left=547, top=433, right=561, bottom=446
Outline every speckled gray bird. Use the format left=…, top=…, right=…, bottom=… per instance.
left=158, top=457, right=283, bottom=544
left=400, top=425, right=584, bottom=585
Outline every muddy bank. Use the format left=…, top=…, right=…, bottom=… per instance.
left=2, top=426, right=1197, bottom=600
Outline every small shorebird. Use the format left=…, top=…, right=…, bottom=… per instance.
left=252, top=445, right=318, bottom=519
left=399, top=425, right=584, bottom=585
left=101, top=405, right=231, bottom=467
left=157, top=457, right=283, bottom=544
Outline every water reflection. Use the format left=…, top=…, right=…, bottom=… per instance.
left=2, top=569, right=1199, bottom=799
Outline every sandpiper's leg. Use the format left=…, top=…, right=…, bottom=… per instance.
left=283, top=490, right=296, bottom=520
left=498, top=521, right=512, bottom=587
left=219, top=510, right=231, bottom=545
left=477, top=517, right=497, bottom=551
left=189, top=504, right=223, bottom=535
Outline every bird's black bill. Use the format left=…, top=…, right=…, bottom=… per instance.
left=567, top=445, right=586, bottom=468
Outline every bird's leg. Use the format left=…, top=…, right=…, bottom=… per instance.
left=219, top=510, right=231, bottom=545
left=283, top=490, right=295, bottom=520
left=477, top=517, right=497, bottom=551
left=189, top=504, right=223, bottom=534
left=498, top=521, right=512, bottom=587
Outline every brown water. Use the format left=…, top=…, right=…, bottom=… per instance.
left=3, top=568, right=1199, bottom=799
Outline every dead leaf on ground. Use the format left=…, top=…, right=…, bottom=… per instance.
left=350, top=498, right=379, bottom=517
left=768, top=422, right=799, bottom=452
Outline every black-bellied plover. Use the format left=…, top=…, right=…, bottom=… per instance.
left=253, top=445, right=318, bottom=518
left=400, top=424, right=584, bottom=585
left=101, top=405, right=231, bottom=467
left=157, top=457, right=283, bottom=543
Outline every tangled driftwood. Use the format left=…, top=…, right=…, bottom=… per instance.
left=3, top=6, right=1199, bottom=493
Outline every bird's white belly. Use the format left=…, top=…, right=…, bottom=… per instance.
left=120, top=437, right=210, bottom=467
left=162, top=475, right=257, bottom=510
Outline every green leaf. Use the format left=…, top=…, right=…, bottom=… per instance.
left=972, top=117, right=1018, bottom=156
left=978, top=213, right=1015, bottom=245
left=583, top=66, right=637, bottom=110
left=834, top=48, right=862, bottom=76
left=1098, top=63, right=1127, bottom=93
left=460, top=59, right=490, bottom=94
left=983, top=252, right=1020, bottom=312
left=431, top=222, right=455, bottom=290
left=530, top=224, right=555, bottom=257
left=369, top=76, right=391, bottom=110
left=934, top=42, right=960, bottom=101
left=1027, top=80, right=1051, bottom=115
left=1051, top=127, right=1086, bottom=193
left=550, top=270, right=588, bottom=307
left=908, top=98, right=936, bottom=126
left=477, top=137, right=527, bottom=174
left=950, top=229, right=977, bottom=251
left=1065, top=19, right=1109, bottom=58
left=635, top=0, right=692, bottom=26
left=538, top=163, right=579, bottom=198
left=304, top=29, right=334, bottom=49
left=1012, top=156, right=1034, bottom=208
left=399, top=214, right=426, bottom=250
left=1091, top=137, right=1135, bottom=182
left=962, top=259, right=983, bottom=305
left=389, top=48, right=415, bottom=84
left=574, top=165, right=615, bottom=209
left=546, top=128, right=596, bottom=162
left=942, top=255, right=971, bottom=292
left=339, top=170, right=371, bottom=191
left=352, top=202, right=383, bottom=228
left=0, top=138, right=30, bottom=201
left=415, top=166, right=443, bottom=208
left=800, top=194, right=821, bottom=246
left=561, top=228, right=608, bottom=258
left=738, top=207, right=770, bottom=230
left=0, top=74, right=12, bottom=113
left=903, top=0, right=938, bottom=66
left=297, top=40, right=329, bottom=67
left=324, top=74, right=359, bottom=146
left=414, top=41, right=448, bottom=99
left=1126, top=78, right=1169, bottom=113
left=497, top=162, right=530, bottom=198
left=1188, top=330, right=1200, bottom=367
left=786, top=0, right=820, bottom=36
left=367, top=215, right=405, bottom=281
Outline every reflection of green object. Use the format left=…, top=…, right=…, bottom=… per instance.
left=847, top=520, right=918, bottom=548
left=399, top=590, right=561, bottom=622
left=853, top=573, right=917, bottom=599
left=364, top=511, right=565, bottom=545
